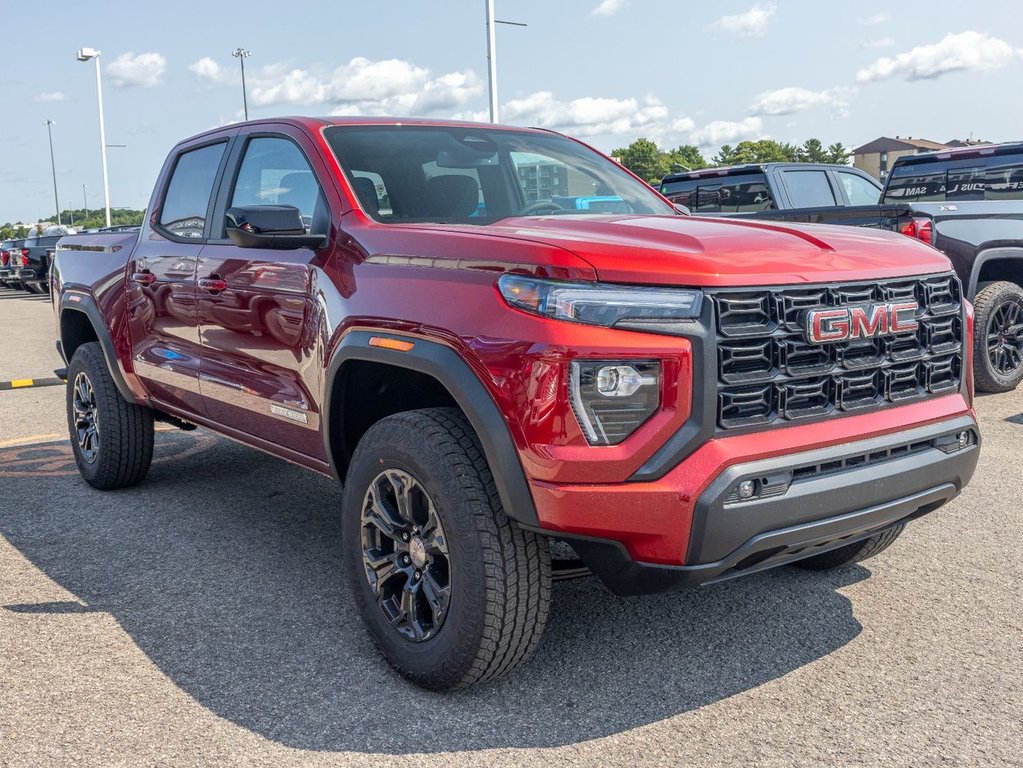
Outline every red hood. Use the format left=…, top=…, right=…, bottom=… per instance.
left=427, top=214, right=953, bottom=287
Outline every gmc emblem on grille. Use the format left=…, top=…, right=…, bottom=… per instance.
left=805, top=302, right=919, bottom=344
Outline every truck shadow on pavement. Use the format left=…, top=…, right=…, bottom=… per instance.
left=1, top=433, right=869, bottom=754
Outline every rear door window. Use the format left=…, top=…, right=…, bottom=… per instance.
left=159, top=142, right=227, bottom=239
left=782, top=170, right=837, bottom=207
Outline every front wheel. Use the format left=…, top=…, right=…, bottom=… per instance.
left=342, top=408, right=551, bottom=690
left=973, top=280, right=1023, bottom=393
left=791, top=525, right=904, bottom=571
left=66, top=342, right=154, bottom=489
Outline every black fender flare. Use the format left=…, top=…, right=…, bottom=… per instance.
left=322, top=330, right=539, bottom=527
left=967, top=247, right=1023, bottom=300
left=58, top=291, right=138, bottom=404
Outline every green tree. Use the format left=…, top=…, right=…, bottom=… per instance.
left=664, top=144, right=709, bottom=173
left=611, top=138, right=667, bottom=182
left=718, top=139, right=797, bottom=166
left=798, top=138, right=828, bottom=163
left=825, top=142, right=851, bottom=165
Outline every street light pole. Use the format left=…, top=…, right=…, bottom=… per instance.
left=83, top=184, right=88, bottom=220
left=484, top=3, right=526, bottom=124
left=486, top=0, right=498, bottom=122
left=232, top=48, right=252, bottom=121
left=43, top=120, right=61, bottom=226
left=77, top=48, right=111, bottom=228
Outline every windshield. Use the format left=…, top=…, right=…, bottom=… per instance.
left=323, top=125, right=673, bottom=225
left=884, top=153, right=1023, bottom=203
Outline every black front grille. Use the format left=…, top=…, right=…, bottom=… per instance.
left=712, top=274, right=963, bottom=430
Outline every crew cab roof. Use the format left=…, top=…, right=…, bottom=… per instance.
left=178, top=116, right=554, bottom=145
left=892, top=140, right=1023, bottom=168
left=661, top=162, right=855, bottom=183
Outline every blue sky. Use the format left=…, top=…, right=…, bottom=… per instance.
left=2, top=0, right=1022, bottom=223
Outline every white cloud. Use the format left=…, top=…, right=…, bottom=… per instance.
left=189, top=56, right=226, bottom=82
left=592, top=0, right=628, bottom=16
left=859, top=12, right=890, bottom=25
left=32, top=91, right=65, bottom=103
left=106, top=52, right=166, bottom=88
left=501, top=92, right=668, bottom=136
left=861, top=37, right=895, bottom=49
left=713, top=3, right=776, bottom=37
left=191, top=56, right=483, bottom=116
left=750, top=86, right=852, bottom=116
left=857, top=31, right=1018, bottom=83
left=689, top=117, right=764, bottom=146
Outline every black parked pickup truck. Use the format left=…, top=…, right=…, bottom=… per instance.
left=661, top=144, right=1023, bottom=393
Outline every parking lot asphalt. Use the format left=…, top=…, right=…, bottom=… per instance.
left=0, top=287, right=1021, bottom=767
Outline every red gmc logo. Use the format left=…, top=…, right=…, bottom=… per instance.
left=805, top=302, right=919, bottom=344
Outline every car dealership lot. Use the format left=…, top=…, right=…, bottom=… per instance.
left=0, top=288, right=1020, bottom=767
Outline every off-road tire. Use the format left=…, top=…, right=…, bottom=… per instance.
left=791, top=524, right=905, bottom=571
left=342, top=407, right=551, bottom=691
left=973, top=280, right=1023, bottom=393
left=66, top=342, right=154, bottom=489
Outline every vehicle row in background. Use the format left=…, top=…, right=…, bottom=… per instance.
left=661, top=142, right=1023, bottom=392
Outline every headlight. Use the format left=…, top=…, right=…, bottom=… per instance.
left=570, top=360, right=660, bottom=445
left=498, top=275, right=702, bottom=335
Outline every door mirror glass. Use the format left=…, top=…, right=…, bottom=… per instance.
left=225, top=205, right=326, bottom=250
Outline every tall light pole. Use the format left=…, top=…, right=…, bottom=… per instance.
left=484, top=3, right=526, bottom=123
left=76, top=48, right=111, bottom=228
left=232, top=48, right=252, bottom=121
left=43, top=120, right=61, bottom=226
left=82, top=184, right=88, bottom=220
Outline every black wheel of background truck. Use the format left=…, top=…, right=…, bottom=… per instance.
left=342, top=407, right=551, bottom=691
left=791, top=524, right=905, bottom=571
left=66, top=341, right=154, bottom=490
left=973, top=280, right=1023, bottom=393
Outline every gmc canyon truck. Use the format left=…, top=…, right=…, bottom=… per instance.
left=52, top=117, right=980, bottom=690
left=661, top=143, right=1023, bottom=393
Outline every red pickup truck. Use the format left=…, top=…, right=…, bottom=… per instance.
left=52, top=117, right=980, bottom=690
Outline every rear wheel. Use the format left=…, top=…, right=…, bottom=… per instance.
left=973, top=280, right=1023, bottom=393
left=791, top=525, right=904, bottom=571
left=66, top=342, right=154, bottom=489
left=342, top=407, right=551, bottom=690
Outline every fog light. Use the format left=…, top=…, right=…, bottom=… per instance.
left=737, top=479, right=756, bottom=500
left=595, top=365, right=657, bottom=397
left=569, top=360, right=661, bottom=445
left=957, top=431, right=969, bottom=449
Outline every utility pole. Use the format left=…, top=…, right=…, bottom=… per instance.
left=232, top=48, right=252, bottom=121
left=484, top=3, right=527, bottom=123
left=43, top=120, right=61, bottom=225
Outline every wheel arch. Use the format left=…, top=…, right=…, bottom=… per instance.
left=323, top=331, right=539, bottom=527
left=58, top=293, right=137, bottom=404
left=968, top=247, right=1023, bottom=300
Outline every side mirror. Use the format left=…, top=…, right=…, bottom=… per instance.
left=225, top=206, right=326, bottom=250
left=673, top=203, right=691, bottom=216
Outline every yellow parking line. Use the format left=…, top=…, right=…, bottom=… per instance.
left=0, top=433, right=63, bottom=448
left=10, top=379, right=34, bottom=388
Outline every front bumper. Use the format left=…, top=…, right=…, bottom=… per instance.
left=535, top=412, right=979, bottom=595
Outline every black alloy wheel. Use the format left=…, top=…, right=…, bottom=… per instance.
left=986, top=298, right=1023, bottom=376
left=973, top=281, right=1023, bottom=393
left=72, top=371, right=100, bottom=464
left=360, top=468, right=451, bottom=642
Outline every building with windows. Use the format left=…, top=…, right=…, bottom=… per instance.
left=852, top=136, right=949, bottom=181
